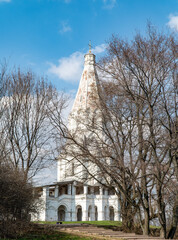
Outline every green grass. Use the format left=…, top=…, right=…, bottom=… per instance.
left=17, top=232, right=98, bottom=240
left=150, top=225, right=161, bottom=229
left=34, top=220, right=122, bottom=226
left=8, top=221, right=121, bottom=239
left=4, top=232, right=106, bottom=240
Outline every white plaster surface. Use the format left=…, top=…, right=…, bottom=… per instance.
left=34, top=53, right=121, bottom=222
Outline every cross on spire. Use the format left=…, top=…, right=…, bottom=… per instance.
left=88, top=40, right=92, bottom=53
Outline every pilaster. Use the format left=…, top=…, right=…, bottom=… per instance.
left=55, top=185, right=58, bottom=198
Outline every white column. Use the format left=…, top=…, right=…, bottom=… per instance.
left=105, top=189, right=108, bottom=196
left=55, top=185, right=58, bottom=198
left=72, top=184, right=76, bottom=195
left=43, top=186, right=49, bottom=198
left=91, top=205, right=95, bottom=221
left=99, top=186, right=103, bottom=195
left=84, top=185, right=88, bottom=194
left=40, top=187, right=48, bottom=221
left=82, top=206, right=88, bottom=221
left=43, top=187, right=47, bottom=197
left=98, top=187, right=104, bottom=220
left=71, top=183, right=76, bottom=221
left=115, top=198, right=121, bottom=221
left=106, top=205, right=109, bottom=220
left=71, top=202, right=76, bottom=221
left=114, top=210, right=119, bottom=221
left=68, top=184, right=72, bottom=195
left=98, top=205, right=103, bottom=220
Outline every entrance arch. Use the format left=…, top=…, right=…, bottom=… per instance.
left=104, top=206, right=107, bottom=220
left=109, top=206, right=114, bottom=221
left=88, top=205, right=92, bottom=221
left=58, top=205, right=66, bottom=221
left=95, top=206, right=98, bottom=221
left=76, top=205, right=82, bottom=221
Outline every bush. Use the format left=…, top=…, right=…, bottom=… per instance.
left=0, top=164, right=39, bottom=238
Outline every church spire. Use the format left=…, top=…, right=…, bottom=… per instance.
left=70, top=48, right=99, bottom=117
left=88, top=40, right=92, bottom=53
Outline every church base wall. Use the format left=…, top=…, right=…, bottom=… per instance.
left=35, top=192, right=121, bottom=222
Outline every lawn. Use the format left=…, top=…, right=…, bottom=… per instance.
left=12, top=221, right=118, bottom=239
left=34, top=220, right=122, bottom=226
left=16, top=232, right=103, bottom=240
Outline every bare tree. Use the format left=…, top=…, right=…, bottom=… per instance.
left=98, top=24, right=177, bottom=238
left=0, top=68, right=68, bottom=180
left=54, top=24, right=177, bottom=238
left=0, top=61, right=9, bottom=162
left=0, top=65, right=69, bottom=238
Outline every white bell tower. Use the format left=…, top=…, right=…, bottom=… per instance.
left=57, top=48, right=100, bottom=182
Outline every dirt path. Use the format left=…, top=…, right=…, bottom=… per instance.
left=56, top=225, right=165, bottom=240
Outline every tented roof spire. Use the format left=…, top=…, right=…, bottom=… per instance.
left=70, top=50, right=99, bottom=117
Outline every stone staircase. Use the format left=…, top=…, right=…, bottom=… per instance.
left=56, top=224, right=165, bottom=240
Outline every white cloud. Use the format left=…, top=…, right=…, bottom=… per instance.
left=48, top=44, right=106, bottom=83
left=59, top=21, right=72, bottom=34
left=48, top=51, right=83, bottom=82
left=0, top=0, right=11, bottom=2
left=92, top=43, right=107, bottom=54
left=167, top=14, right=178, bottom=32
left=103, top=0, right=116, bottom=9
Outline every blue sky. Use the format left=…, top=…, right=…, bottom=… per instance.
left=1, top=0, right=177, bottom=184
left=0, top=0, right=177, bottom=94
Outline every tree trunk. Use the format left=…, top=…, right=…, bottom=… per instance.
left=155, top=183, right=167, bottom=236
left=167, top=197, right=178, bottom=239
left=122, top=215, right=134, bottom=232
left=160, top=225, right=166, bottom=239
left=143, top=207, right=150, bottom=235
left=121, top=195, right=134, bottom=232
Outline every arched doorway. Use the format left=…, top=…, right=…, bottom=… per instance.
left=95, top=206, right=98, bottom=221
left=76, top=205, right=82, bottom=221
left=58, top=205, right=66, bottom=221
left=109, top=206, right=114, bottom=221
left=88, top=205, right=92, bottom=221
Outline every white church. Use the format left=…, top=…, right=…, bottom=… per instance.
left=35, top=50, right=121, bottom=222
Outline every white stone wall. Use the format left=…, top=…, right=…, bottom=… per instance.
left=35, top=183, right=121, bottom=222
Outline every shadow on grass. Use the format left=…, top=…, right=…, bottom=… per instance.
left=7, top=232, right=100, bottom=240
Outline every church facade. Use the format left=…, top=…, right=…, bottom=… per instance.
left=35, top=51, right=121, bottom=222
